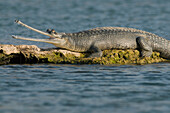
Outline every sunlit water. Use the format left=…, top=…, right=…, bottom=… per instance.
left=0, top=0, right=170, bottom=113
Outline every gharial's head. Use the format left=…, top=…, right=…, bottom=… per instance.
left=12, top=20, right=69, bottom=48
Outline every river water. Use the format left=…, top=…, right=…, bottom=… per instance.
left=0, top=0, right=170, bottom=113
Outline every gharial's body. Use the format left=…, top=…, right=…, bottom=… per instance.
left=12, top=20, right=170, bottom=59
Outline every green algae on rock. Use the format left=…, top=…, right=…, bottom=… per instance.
left=0, top=44, right=167, bottom=65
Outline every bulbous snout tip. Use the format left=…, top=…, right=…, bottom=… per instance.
left=12, top=35, right=18, bottom=39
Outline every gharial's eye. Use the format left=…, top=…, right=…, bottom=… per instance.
left=51, top=29, right=55, bottom=32
left=46, top=29, right=51, bottom=33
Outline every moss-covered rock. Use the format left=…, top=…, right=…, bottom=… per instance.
left=0, top=44, right=168, bottom=65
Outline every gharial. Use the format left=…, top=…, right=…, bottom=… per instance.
left=12, top=20, right=170, bottom=59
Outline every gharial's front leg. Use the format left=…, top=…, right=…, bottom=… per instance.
left=88, top=45, right=103, bottom=58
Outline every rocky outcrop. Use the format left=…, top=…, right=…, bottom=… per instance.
left=0, top=44, right=167, bottom=65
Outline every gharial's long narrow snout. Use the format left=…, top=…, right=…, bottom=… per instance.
left=15, top=20, right=54, bottom=38
left=14, top=20, right=62, bottom=38
left=12, top=35, right=65, bottom=46
left=12, top=35, right=53, bottom=43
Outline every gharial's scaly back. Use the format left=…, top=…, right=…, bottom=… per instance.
left=69, top=27, right=162, bottom=39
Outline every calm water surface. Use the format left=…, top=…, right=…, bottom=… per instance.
left=0, top=0, right=170, bottom=113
